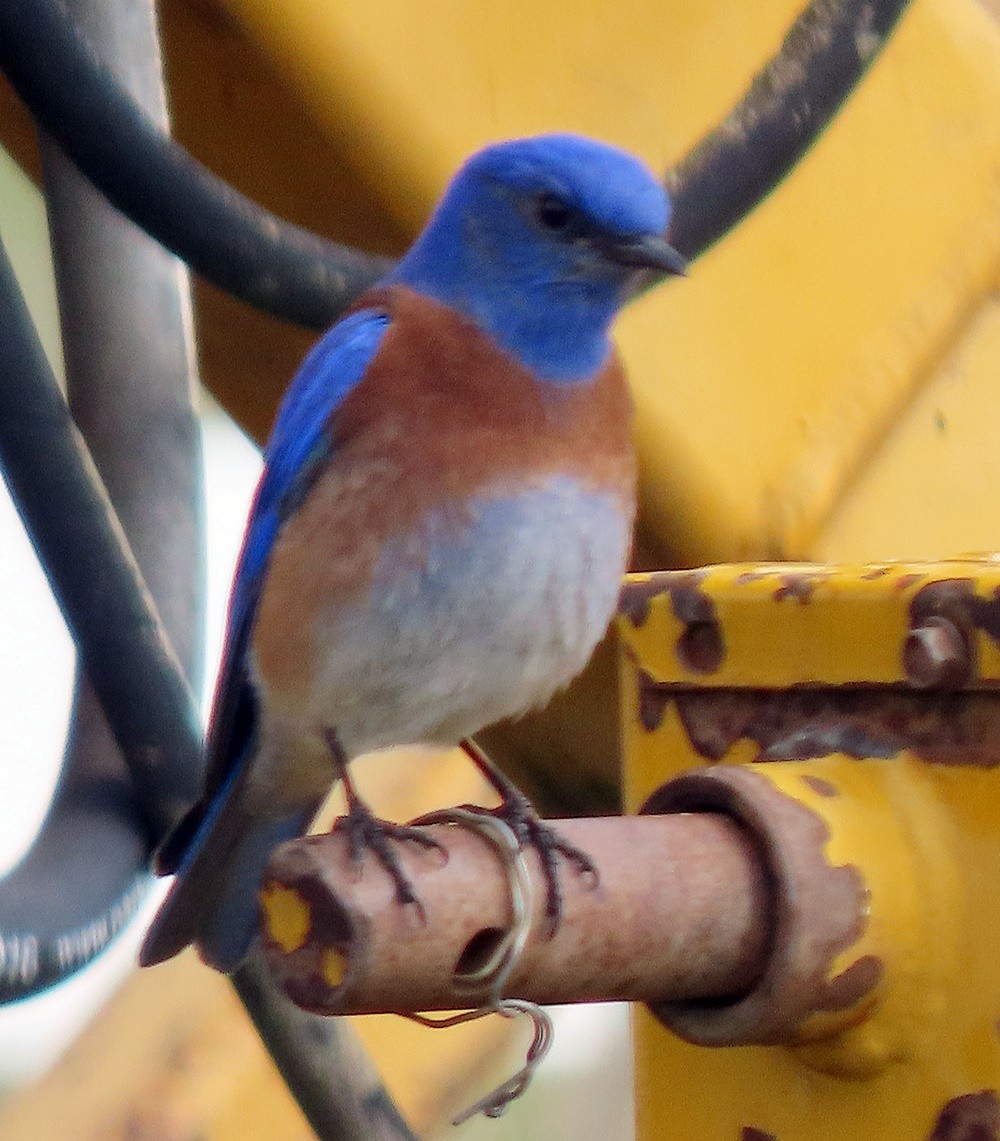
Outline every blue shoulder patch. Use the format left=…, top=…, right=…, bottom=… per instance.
left=232, top=308, right=390, bottom=632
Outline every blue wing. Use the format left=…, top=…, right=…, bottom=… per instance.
left=236, top=308, right=393, bottom=624
left=199, top=307, right=392, bottom=800
left=141, top=307, right=390, bottom=969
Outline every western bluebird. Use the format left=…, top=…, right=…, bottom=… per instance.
left=140, top=134, right=685, bottom=972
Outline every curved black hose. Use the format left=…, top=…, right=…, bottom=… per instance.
left=0, top=229, right=199, bottom=999
left=0, top=235, right=203, bottom=846
left=666, top=0, right=913, bottom=261
left=1, top=0, right=912, bottom=323
left=0, top=0, right=392, bottom=330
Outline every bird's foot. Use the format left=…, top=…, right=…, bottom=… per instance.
left=333, top=801, right=445, bottom=920
left=324, top=727, right=445, bottom=919
left=458, top=738, right=599, bottom=933
left=467, top=788, right=598, bottom=935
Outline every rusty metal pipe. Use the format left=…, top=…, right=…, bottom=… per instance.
left=259, top=813, right=770, bottom=1016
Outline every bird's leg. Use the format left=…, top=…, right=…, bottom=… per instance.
left=325, top=730, right=445, bottom=918
left=459, top=738, right=598, bottom=933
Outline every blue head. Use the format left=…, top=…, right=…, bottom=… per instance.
left=390, top=134, right=685, bottom=382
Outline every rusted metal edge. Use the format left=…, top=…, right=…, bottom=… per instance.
left=634, top=673, right=1000, bottom=768
left=642, top=765, right=878, bottom=1046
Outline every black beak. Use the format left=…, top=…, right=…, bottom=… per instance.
left=600, top=232, right=688, bottom=276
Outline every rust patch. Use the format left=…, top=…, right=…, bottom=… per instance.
left=909, top=579, right=1000, bottom=681
left=663, top=570, right=714, bottom=624
left=618, top=574, right=726, bottom=666
left=735, top=570, right=773, bottom=585
left=904, top=616, right=971, bottom=690
left=894, top=572, right=926, bottom=593
left=669, top=687, right=902, bottom=762
left=667, top=689, right=760, bottom=758
left=801, top=775, right=838, bottom=797
left=637, top=669, right=671, bottom=731
left=677, top=620, right=726, bottom=674
left=618, top=575, right=672, bottom=627
left=823, top=954, right=883, bottom=1012
left=928, top=1090, right=999, bottom=1141
left=742, top=1130, right=777, bottom=1141
left=634, top=575, right=721, bottom=670
left=635, top=676, right=1000, bottom=767
left=773, top=570, right=831, bottom=603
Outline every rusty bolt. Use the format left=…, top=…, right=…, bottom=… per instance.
left=903, top=616, right=971, bottom=689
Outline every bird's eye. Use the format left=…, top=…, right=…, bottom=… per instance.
left=534, top=193, right=574, bottom=232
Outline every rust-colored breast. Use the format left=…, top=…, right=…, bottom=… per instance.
left=252, top=284, right=636, bottom=710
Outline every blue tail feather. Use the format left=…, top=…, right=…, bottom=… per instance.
left=195, top=809, right=315, bottom=971
left=140, top=754, right=319, bottom=972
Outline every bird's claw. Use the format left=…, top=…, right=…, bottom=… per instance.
left=460, top=790, right=599, bottom=935
left=333, top=805, right=446, bottom=920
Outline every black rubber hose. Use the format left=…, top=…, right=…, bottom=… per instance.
left=0, top=0, right=912, bottom=322
left=0, top=0, right=392, bottom=330
left=0, top=0, right=211, bottom=1006
left=0, top=233, right=204, bottom=843
left=0, top=231, right=201, bottom=994
left=666, top=0, right=913, bottom=261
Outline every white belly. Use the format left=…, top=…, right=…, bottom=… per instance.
left=302, top=475, right=631, bottom=756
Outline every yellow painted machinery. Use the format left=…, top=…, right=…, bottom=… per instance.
left=5, top=0, right=1000, bottom=1137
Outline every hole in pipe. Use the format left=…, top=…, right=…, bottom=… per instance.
left=455, top=927, right=508, bottom=980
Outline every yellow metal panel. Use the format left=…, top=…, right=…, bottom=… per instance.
left=625, top=0, right=1000, bottom=563
left=817, top=296, right=1000, bottom=562
left=216, top=0, right=803, bottom=232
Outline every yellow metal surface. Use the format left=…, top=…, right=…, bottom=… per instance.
left=740, top=756, right=960, bottom=1082
left=321, top=948, right=347, bottom=988
left=619, top=560, right=1000, bottom=1139
left=817, top=294, right=1000, bottom=562
left=621, top=560, right=1000, bottom=688
left=214, top=0, right=1000, bottom=569
left=627, top=0, right=1000, bottom=565
left=259, top=882, right=311, bottom=953
left=212, top=0, right=803, bottom=234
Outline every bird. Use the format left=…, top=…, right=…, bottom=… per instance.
left=139, top=133, right=686, bottom=973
